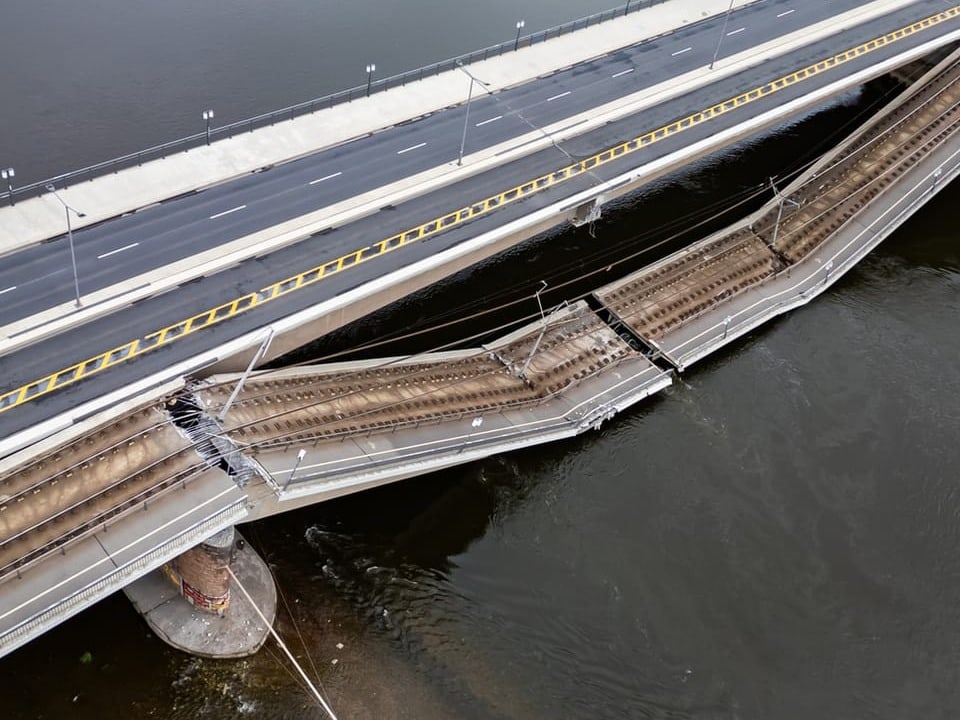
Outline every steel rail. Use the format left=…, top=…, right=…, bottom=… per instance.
left=217, top=309, right=609, bottom=446
left=604, top=87, right=960, bottom=331
left=0, top=458, right=212, bottom=580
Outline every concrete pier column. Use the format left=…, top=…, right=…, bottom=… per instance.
left=126, top=527, right=276, bottom=658
left=163, top=526, right=235, bottom=615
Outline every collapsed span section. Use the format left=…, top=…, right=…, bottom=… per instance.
left=200, top=302, right=647, bottom=450
left=193, top=301, right=671, bottom=510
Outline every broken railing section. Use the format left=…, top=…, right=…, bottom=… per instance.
left=166, top=390, right=262, bottom=487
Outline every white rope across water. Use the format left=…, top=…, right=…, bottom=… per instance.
left=227, top=566, right=339, bottom=720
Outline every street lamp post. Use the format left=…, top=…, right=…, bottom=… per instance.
left=217, top=328, right=275, bottom=422
left=1, top=167, right=14, bottom=206
left=365, top=63, right=376, bottom=97
left=710, top=0, right=736, bottom=70
left=455, top=61, right=491, bottom=166
left=202, top=109, right=215, bottom=145
left=517, top=281, right=549, bottom=380
left=45, top=184, right=86, bottom=308
left=514, top=20, right=525, bottom=51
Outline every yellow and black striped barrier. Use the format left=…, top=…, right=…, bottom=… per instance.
left=2, top=5, right=957, bottom=415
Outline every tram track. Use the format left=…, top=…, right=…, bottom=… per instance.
left=599, top=56, right=960, bottom=339
left=200, top=305, right=634, bottom=450
left=0, top=409, right=212, bottom=579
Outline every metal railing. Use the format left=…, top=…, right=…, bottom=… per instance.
left=0, top=500, right=246, bottom=653
left=0, top=0, right=676, bottom=205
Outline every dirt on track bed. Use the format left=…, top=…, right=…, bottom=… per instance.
left=198, top=302, right=634, bottom=449
left=0, top=408, right=204, bottom=578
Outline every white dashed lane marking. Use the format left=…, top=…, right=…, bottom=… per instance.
left=475, top=115, right=502, bottom=127
left=309, top=171, right=342, bottom=185
left=209, top=205, right=247, bottom=220
left=397, top=142, right=427, bottom=155
left=97, top=242, right=139, bottom=260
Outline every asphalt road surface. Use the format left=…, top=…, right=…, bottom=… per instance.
left=0, top=0, right=876, bottom=324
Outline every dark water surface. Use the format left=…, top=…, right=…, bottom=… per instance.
left=3, top=2, right=960, bottom=718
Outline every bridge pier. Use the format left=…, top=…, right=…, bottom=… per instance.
left=163, top=526, right=235, bottom=614
left=123, top=527, right=276, bottom=658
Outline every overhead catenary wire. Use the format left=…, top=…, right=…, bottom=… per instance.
left=283, top=178, right=772, bottom=368
left=211, top=309, right=600, bottom=449
left=227, top=566, right=339, bottom=720
left=231, top=97, right=960, bottom=456
left=3, top=13, right=945, bottom=418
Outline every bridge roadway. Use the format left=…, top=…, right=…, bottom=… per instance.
left=1, top=0, right=959, bottom=456
left=0, top=0, right=875, bottom=322
left=0, top=0, right=876, bottom=258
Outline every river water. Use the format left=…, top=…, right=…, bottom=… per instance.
left=2, top=2, right=960, bottom=718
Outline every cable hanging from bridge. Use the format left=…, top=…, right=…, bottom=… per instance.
left=284, top=180, right=774, bottom=369
left=227, top=566, right=339, bottom=720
